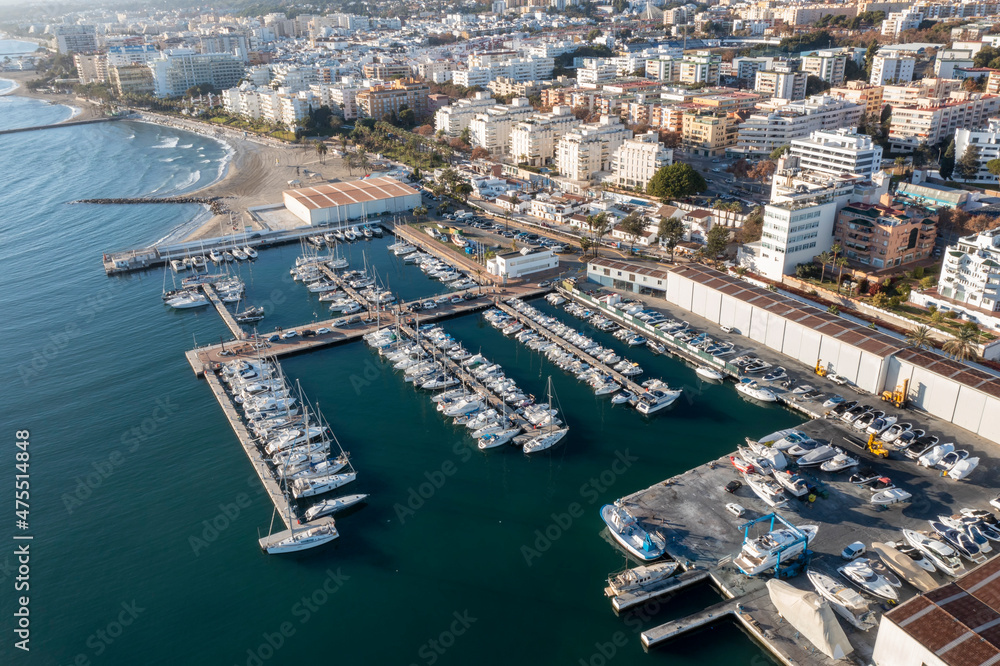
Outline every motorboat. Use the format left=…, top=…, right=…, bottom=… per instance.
left=601, top=501, right=666, bottom=561
left=731, top=456, right=755, bottom=474
left=635, top=387, right=682, bottom=415
left=742, top=472, right=788, bottom=508
left=243, top=246, right=258, bottom=259
left=606, top=562, right=680, bottom=597
left=848, top=468, right=880, bottom=485
left=733, top=524, right=819, bottom=576
left=866, top=415, right=897, bottom=435
left=871, top=488, right=912, bottom=506
left=785, top=438, right=821, bottom=457
left=929, top=520, right=986, bottom=563
left=947, top=457, right=979, bottom=480
left=292, top=471, right=358, bottom=499
left=838, top=558, right=898, bottom=602
left=820, top=451, right=859, bottom=473
left=696, top=366, right=725, bottom=381
left=303, top=494, right=368, bottom=521
left=796, top=445, right=839, bottom=467
left=918, top=443, right=955, bottom=468
left=903, top=529, right=966, bottom=576
left=870, top=543, right=938, bottom=593
left=806, top=569, right=876, bottom=631
left=937, top=449, right=969, bottom=471
left=881, top=422, right=911, bottom=443
left=904, top=436, right=939, bottom=460
left=769, top=431, right=814, bottom=451
left=611, top=391, right=634, bottom=405
left=772, top=470, right=810, bottom=497
left=735, top=378, right=777, bottom=402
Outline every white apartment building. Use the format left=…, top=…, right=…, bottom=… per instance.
left=309, top=82, right=362, bottom=119
left=222, top=87, right=318, bottom=127
left=610, top=131, right=673, bottom=189
left=881, top=10, right=923, bottom=37
left=555, top=115, right=633, bottom=182
left=935, top=48, right=976, bottom=79
left=737, top=95, right=864, bottom=156
left=434, top=92, right=496, bottom=137
left=789, top=128, right=883, bottom=178
left=645, top=57, right=679, bottom=83
left=509, top=105, right=582, bottom=167
left=801, top=50, right=847, bottom=86
left=882, top=77, right=961, bottom=106
left=452, top=55, right=553, bottom=88
left=577, top=58, right=619, bottom=87
left=468, top=97, right=534, bottom=155
left=487, top=247, right=558, bottom=280
left=938, top=228, right=1000, bottom=313
left=74, top=53, right=107, bottom=84
left=870, top=54, right=915, bottom=85
left=106, top=44, right=160, bottom=67
left=679, top=51, right=721, bottom=86
left=732, top=56, right=775, bottom=80
left=148, top=49, right=245, bottom=98
left=452, top=67, right=493, bottom=88
left=754, top=65, right=807, bottom=101
left=741, top=195, right=838, bottom=280
left=954, top=117, right=1000, bottom=183
left=52, top=25, right=98, bottom=54
left=889, top=92, right=1000, bottom=152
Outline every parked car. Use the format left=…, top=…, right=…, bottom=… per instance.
left=841, top=542, right=866, bottom=561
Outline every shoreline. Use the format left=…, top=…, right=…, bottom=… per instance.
left=0, top=71, right=101, bottom=121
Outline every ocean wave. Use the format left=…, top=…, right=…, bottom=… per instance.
left=152, top=136, right=180, bottom=149
left=170, top=170, right=200, bottom=193
left=200, top=159, right=211, bottom=163
left=161, top=156, right=180, bottom=162
left=178, top=143, right=193, bottom=149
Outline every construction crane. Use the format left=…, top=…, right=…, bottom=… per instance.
left=881, top=379, right=909, bottom=408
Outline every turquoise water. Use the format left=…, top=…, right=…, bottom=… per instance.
left=0, top=94, right=793, bottom=665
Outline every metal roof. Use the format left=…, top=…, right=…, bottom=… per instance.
left=283, top=177, right=418, bottom=210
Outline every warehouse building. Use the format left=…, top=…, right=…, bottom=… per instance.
left=487, top=246, right=557, bottom=280
left=586, top=258, right=1000, bottom=443
left=872, top=557, right=1000, bottom=666
left=282, top=177, right=421, bottom=225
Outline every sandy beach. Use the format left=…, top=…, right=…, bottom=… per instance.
left=3, top=71, right=365, bottom=244
left=125, top=112, right=361, bottom=242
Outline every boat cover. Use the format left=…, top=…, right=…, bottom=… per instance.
left=766, top=579, right=853, bottom=660
left=870, top=542, right=938, bottom=593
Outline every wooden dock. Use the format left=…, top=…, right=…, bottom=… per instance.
left=392, top=224, right=499, bottom=285
left=494, top=301, right=645, bottom=395
left=201, top=284, right=247, bottom=340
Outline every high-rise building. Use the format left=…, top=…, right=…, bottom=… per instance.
left=754, top=65, right=807, bottom=101
left=148, top=49, right=245, bottom=98
left=827, top=81, right=884, bottom=119
left=789, top=128, right=884, bottom=178
left=889, top=92, right=1000, bottom=152
left=509, top=106, right=582, bottom=167
left=109, top=64, right=155, bottom=97
left=468, top=97, right=534, bottom=154
left=555, top=115, right=632, bottom=182
left=74, top=53, right=108, bottom=84
left=679, top=51, right=721, bottom=86
left=356, top=78, right=430, bottom=119
left=938, top=228, right=1000, bottom=313
left=737, top=96, right=864, bottom=156
left=834, top=203, right=936, bottom=269
left=954, top=118, right=1000, bottom=183
left=681, top=111, right=739, bottom=157
left=610, top=132, right=673, bottom=189
left=434, top=92, right=497, bottom=137
left=870, top=54, right=915, bottom=85
left=801, top=50, right=847, bottom=86
left=53, top=25, right=98, bottom=54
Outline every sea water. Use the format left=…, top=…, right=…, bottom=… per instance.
left=0, top=91, right=787, bottom=665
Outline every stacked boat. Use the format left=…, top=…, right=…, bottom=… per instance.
left=216, top=356, right=362, bottom=553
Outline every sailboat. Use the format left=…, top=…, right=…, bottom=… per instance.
left=260, top=399, right=339, bottom=554
left=523, top=376, right=568, bottom=454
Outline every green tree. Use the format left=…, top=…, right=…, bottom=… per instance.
left=314, top=140, right=327, bottom=164
left=454, top=182, right=473, bottom=201
left=769, top=145, right=791, bottom=160
left=736, top=206, right=764, bottom=244
left=955, top=144, right=982, bottom=180
left=943, top=326, right=979, bottom=361
left=817, top=251, right=832, bottom=284
left=586, top=212, right=611, bottom=257
left=906, top=325, right=933, bottom=350
left=658, top=216, right=685, bottom=260
left=342, top=152, right=355, bottom=176
left=940, top=138, right=956, bottom=179
left=705, top=225, right=730, bottom=258
left=620, top=212, right=646, bottom=254
left=835, top=256, right=849, bottom=291
left=578, top=236, right=593, bottom=255
left=863, top=40, right=879, bottom=79
left=459, top=126, right=471, bottom=145
left=646, top=163, right=707, bottom=200
left=919, top=276, right=936, bottom=290
left=987, top=158, right=1000, bottom=176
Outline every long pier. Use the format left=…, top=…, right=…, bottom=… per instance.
left=392, top=224, right=500, bottom=285
left=201, top=284, right=247, bottom=340
left=641, top=597, right=745, bottom=648
left=202, top=367, right=337, bottom=544
left=494, top=301, right=645, bottom=395
left=0, top=116, right=121, bottom=136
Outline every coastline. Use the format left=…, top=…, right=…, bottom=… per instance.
left=0, top=71, right=101, bottom=121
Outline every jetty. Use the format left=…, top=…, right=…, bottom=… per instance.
left=201, top=284, right=247, bottom=340
left=75, top=196, right=227, bottom=215
left=494, top=300, right=645, bottom=395
left=202, top=364, right=336, bottom=546
left=0, top=116, right=121, bottom=136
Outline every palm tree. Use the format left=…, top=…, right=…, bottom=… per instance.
left=817, top=251, right=832, bottom=284
left=342, top=152, right=354, bottom=176
left=943, top=327, right=979, bottom=361
left=835, top=257, right=849, bottom=292
left=831, top=243, right=842, bottom=261
left=314, top=140, right=327, bottom=164
left=356, top=151, right=371, bottom=175
left=587, top=212, right=611, bottom=257
left=906, top=325, right=933, bottom=350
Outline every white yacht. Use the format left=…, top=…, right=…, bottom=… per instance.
left=166, top=292, right=210, bottom=309
left=243, top=246, right=258, bottom=259
left=292, top=471, right=358, bottom=499
left=903, top=529, right=966, bottom=577
left=303, top=494, right=368, bottom=521
left=735, top=379, right=777, bottom=402
left=635, top=387, right=682, bottom=415
left=838, top=558, right=899, bottom=602
left=262, top=523, right=339, bottom=554
left=742, top=472, right=788, bottom=507
left=523, top=427, right=568, bottom=454
left=696, top=366, right=725, bottom=381
left=478, top=428, right=519, bottom=450
left=601, top=501, right=666, bottom=561
left=733, top=524, right=819, bottom=576
left=806, top=569, right=876, bottom=631
left=606, top=562, right=679, bottom=597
